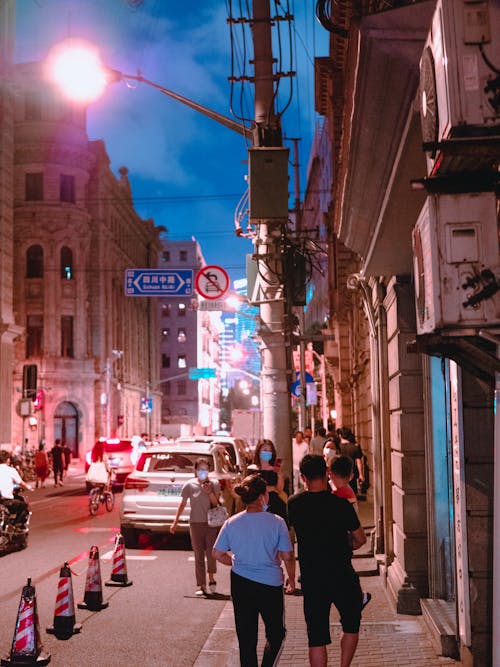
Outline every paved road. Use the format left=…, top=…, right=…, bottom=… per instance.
left=0, top=469, right=231, bottom=667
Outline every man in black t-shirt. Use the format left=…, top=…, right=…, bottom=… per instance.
left=288, top=454, right=366, bottom=667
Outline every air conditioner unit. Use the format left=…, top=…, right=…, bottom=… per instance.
left=419, top=0, right=500, bottom=175
left=412, top=192, right=500, bottom=334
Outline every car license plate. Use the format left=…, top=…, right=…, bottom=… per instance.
left=158, top=485, right=182, bottom=496
left=109, top=458, right=120, bottom=467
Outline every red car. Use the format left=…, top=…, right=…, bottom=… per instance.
left=85, top=438, right=145, bottom=489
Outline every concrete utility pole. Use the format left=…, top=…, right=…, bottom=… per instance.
left=249, top=0, right=292, bottom=481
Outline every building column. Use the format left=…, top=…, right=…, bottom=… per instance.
left=385, top=276, right=428, bottom=614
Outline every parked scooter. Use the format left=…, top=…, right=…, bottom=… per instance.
left=0, top=486, right=31, bottom=554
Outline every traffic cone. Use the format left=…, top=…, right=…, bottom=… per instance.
left=46, top=563, right=82, bottom=639
left=1, top=578, right=50, bottom=666
left=105, top=533, right=133, bottom=587
left=77, top=546, right=109, bottom=611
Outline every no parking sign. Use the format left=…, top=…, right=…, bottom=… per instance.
left=195, top=265, right=230, bottom=300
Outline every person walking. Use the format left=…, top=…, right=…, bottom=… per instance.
left=337, top=427, right=364, bottom=497
left=62, top=443, right=72, bottom=480
left=34, top=443, right=49, bottom=488
left=292, top=431, right=309, bottom=492
left=288, top=454, right=367, bottom=667
left=51, top=439, right=64, bottom=487
left=170, top=457, right=221, bottom=597
left=253, top=439, right=287, bottom=501
left=213, top=474, right=295, bottom=667
left=310, top=427, right=327, bottom=455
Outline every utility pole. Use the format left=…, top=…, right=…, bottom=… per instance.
left=249, top=0, right=292, bottom=482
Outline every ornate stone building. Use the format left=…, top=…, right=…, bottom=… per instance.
left=8, top=61, right=161, bottom=457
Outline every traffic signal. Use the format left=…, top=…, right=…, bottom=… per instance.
left=33, top=389, right=44, bottom=410
left=22, top=364, right=37, bottom=399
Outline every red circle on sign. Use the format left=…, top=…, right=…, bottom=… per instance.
left=195, top=265, right=230, bottom=300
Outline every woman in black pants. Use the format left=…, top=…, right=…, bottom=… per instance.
left=213, top=474, right=295, bottom=667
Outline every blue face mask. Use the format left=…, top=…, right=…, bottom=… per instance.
left=262, top=503, right=269, bottom=512
left=260, top=451, right=273, bottom=463
left=197, top=469, right=209, bottom=481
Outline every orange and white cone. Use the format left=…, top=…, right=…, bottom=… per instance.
left=77, top=546, right=109, bottom=612
left=46, top=563, right=82, bottom=639
left=105, top=533, right=133, bottom=587
left=1, top=578, right=50, bottom=666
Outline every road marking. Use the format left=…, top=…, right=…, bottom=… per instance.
left=74, top=527, right=119, bottom=533
left=101, top=549, right=157, bottom=561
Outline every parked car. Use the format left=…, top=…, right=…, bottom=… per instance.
left=119, top=441, right=241, bottom=548
left=85, top=437, right=145, bottom=489
left=175, top=435, right=252, bottom=475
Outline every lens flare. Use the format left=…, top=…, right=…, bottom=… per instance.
left=45, top=38, right=108, bottom=104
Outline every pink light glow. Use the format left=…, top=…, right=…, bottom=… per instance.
left=45, top=38, right=109, bottom=104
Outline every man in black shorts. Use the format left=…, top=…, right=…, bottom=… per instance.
left=288, top=454, right=367, bottom=667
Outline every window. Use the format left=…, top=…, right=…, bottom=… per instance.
left=177, top=355, right=187, bottom=369
left=177, top=303, right=186, bottom=317
left=25, top=173, right=43, bottom=201
left=26, top=245, right=43, bottom=278
left=60, top=246, right=73, bottom=280
left=26, top=315, right=43, bottom=357
left=163, top=383, right=171, bottom=396
left=60, top=174, right=75, bottom=203
left=162, top=251, right=170, bottom=262
left=162, top=304, right=171, bottom=317
left=177, top=328, right=187, bottom=343
left=25, top=92, right=42, bottom=121
left=161, top=328, right=170, bottom=339
left=61, top=316, right=74, bottom=357
left=179, top=250, right=187, bottom=262
left=177, top=380, right=187, bottom=396
left=162, top=354, right=170, bottom=368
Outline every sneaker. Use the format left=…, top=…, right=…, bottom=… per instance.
left=362, top=592, right=372, bottom=610
left=195, top=588, right=207, bottom=597
left=208, top=582, right=216, bottom=595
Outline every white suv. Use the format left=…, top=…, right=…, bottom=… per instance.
left=119, top=441, right=241, bottom=548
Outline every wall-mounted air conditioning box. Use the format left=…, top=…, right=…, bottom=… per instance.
left=419, top=0, right=500, bottom=175
left=412, top=192, right=500, bottom=334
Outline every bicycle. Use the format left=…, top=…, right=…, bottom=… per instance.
left=88, top=472, right=115, bottom=516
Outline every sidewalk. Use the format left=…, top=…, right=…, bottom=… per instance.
left=194, top=495, right=460, bottom=667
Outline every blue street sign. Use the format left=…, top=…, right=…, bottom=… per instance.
left=141, top=397, right=153, bottom=413
left=295, top=371, right=314, bottom=384
left=125, top=269, right=193, bottom=296
left=189, top=367, right=217, bottom=380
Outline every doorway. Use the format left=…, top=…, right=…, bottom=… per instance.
left=53, top=401, right=79, bottom=458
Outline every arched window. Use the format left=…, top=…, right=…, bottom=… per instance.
left=60, top=246, right=73, bottom=280
left=26, top=245, right=43, bottom=278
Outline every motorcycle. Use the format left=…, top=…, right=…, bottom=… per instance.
left=0, top=487, right=31, bottom=554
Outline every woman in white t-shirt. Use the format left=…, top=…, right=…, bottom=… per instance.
left=213, top=474, right=295, bottom=667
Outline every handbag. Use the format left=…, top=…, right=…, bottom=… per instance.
left=86, top=461, right=108, bottom=485
left=207, top=504, right=229, bottom=528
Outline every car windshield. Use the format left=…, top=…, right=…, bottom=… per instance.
left=136, top=452, right=214, bottom=473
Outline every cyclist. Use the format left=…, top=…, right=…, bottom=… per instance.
left=86, top=443, right=111, bottom=491
left=0, top=450, right=33, bottom=523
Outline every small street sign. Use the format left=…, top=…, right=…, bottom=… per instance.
left=195, top=265, right=230, bottom=300
left=140, top=397, right=153, bottom=413
left=199, top=300, right=230, bottom=311
left=188, top=367, right=217, bottom=380
left=125, top=269, right=193, bottom=296
left=291, top=372, right=315, bottom=399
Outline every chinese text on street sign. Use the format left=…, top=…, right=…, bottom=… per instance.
left=125, top=269, right=193, bottom=296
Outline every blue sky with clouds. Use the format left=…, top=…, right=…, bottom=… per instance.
left=15, top=0, right=328, bottom=282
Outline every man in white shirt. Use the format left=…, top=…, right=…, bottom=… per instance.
left=0, top=450, right=32, bottom=523
left=292, top=431, right=309, bottom=492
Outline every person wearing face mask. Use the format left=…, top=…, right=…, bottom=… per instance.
left=292, top=431, right=309, bottom=492
left=253, top=439, right=287, bottom=502
left=170, top=457, right=221, bottom=596
left=213, top=474, right=295, bottom=667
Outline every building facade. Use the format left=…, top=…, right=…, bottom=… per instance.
left=306, top=1, right=499, bottom=665
left=158, top=239, right=222, bottom=436
left=8, top=61, right=161, bottom=458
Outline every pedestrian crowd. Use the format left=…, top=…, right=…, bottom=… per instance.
left=170, top=423, right=370, bottom=667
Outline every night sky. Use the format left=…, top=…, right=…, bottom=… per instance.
left=15, top=0, right=327, bottom=282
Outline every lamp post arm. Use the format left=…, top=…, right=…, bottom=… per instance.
left=109, top=69, right=253, bottom=140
